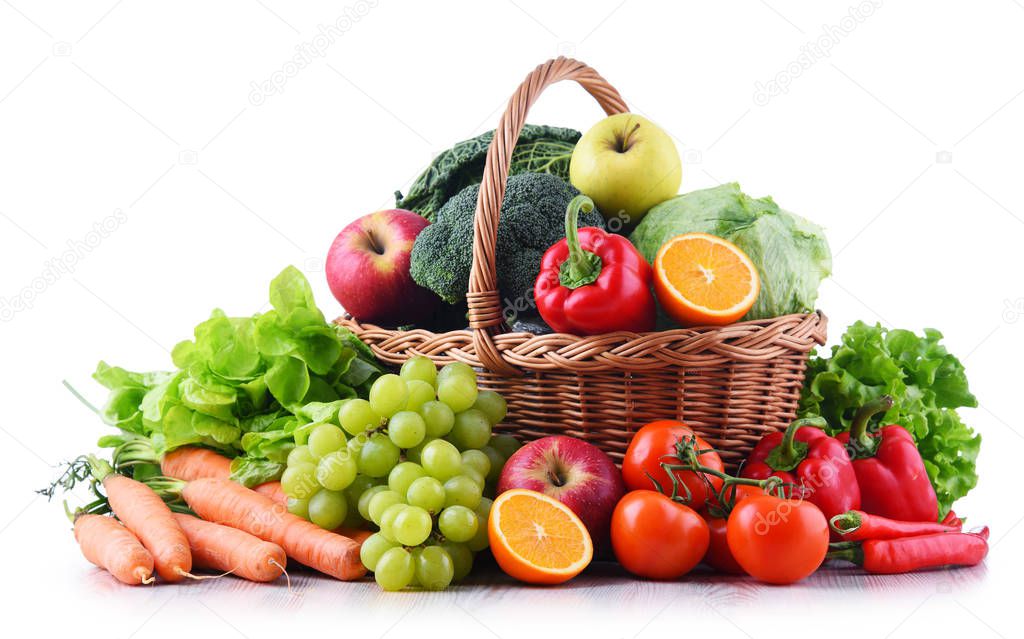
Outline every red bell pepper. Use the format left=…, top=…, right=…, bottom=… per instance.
left=836, top=396, right=939, bottom=523
left=741, top=416, right=860, bottom=525
left=534, top=195, right=656, bottom=335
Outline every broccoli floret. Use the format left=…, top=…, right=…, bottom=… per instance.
left=410, top=173, right=605, bottom=308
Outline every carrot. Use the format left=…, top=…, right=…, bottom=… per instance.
left=337, top=527, right=373, bottom=545
left=162, top=446, right=286, bottom=505
left=74, top=514, right=154, bottom=585
left=173, top=513, right=287, bottom=582
left=254, top=481, right=287, bottom=505
left=161, top=446, right=230, bottom=481
left=182, top=478, right=366, bottom=581
left=89, top=455, right=192, bottom=582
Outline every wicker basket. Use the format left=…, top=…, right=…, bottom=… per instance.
left=338, top=57, right=827, bottom=469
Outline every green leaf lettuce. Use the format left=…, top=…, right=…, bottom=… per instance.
left=799, top=321, right=980, bottom=517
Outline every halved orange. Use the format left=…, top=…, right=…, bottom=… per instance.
left=653, top=232, right=760, bottom=326
left=488, top=489, right=593, bottom=585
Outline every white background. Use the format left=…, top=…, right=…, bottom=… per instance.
left=2, top=1, right=1021, bottom=637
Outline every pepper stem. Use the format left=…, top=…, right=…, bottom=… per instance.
left=847, top=395, right=895, bottom=459
left=829, top=510, right=863, bottom=536
left=764, top=416, right=826, bottom=471
left=825, top=544, right=864, bottom=565
left=558, top=195, right=603, bottom=290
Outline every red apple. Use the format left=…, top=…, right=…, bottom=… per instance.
left=325, top=209, right=440, bottom=326
left=497, top=435, right=625, bottom=546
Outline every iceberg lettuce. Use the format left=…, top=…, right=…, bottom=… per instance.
left=629, top=183, right=831, bottom=320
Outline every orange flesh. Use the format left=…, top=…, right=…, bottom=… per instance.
left=658, top=236, right=756, bottom=311
left=496, top=493, right=588, bottom=570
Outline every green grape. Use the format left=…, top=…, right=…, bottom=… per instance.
left=480, top=446, right=505, bottom=482
left=347, top=432, right=368, bottom=459
left=489, top=434, right=522, bottom=459
left=369, top=373, right=408, bottom=418
left=358, top=432, right=401, bottom=477
left=444, top=475, right=483, bottom=509
left=466, top=521, right=490, bottom=551
left=379, top=503, right=407, bottom=542
left=472, top=390, right=507, bottom=425
left=415, top=546, right=454, bottom=590
left=400, top=356, right=438, bottom=387
left=345, top=474, right=380, bottom=510
left=461, top=466, right=485, bottom=488
left=404, top=438, right=432, bottom=464
left=367, top=489, right=404, bottom=525
left=406, top=476, right=445, bottom=513
left=442, top=541, right=474, bottom=582
left=357, top=485, right=389, bottom=521
left=407, top=547, right=422, bottom=587
left=404, top=380, right=435, bottom=412
left=438, top=505, right=478, bottom=543
left=339, top=398, right=380, bottom=436
left=460, top=450, right=491, bottom=477
left=316, top=450, right=358, bottom=491
left=287, top=445, right=316, bottom=467
left=467, top=497, right=493, bottom=551
left=374, top=547, right=414, bottom=591
left=359, top=532, right=396, bottom=572
left=308, top=489, right=348, bottom=530
left=474, top=496, right=493, bottom=521
left=393, top=505, right=432, bottom=546
left=437, top=362, right=475, bottom=384
left=420, top=401, right=455, bottom=438
left=388, top=461, right=426, bottom=496
left=449, top=409, right=492, bottom=450
left=281, top=462, right=318, bottom=499
left=287, top=497, right=310, bottom=519
left=388, top=411, right=426, bottom=449
left=438, top=375, right=478, bottom=413
left=308, top=423, right=346, bottom=459
left=421, top=440, right=462, bottom=481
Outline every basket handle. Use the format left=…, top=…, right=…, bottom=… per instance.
left=467, top=57, right=629, bottom=375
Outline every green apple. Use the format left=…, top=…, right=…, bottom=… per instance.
left=569, top=113, right=681, bottom=227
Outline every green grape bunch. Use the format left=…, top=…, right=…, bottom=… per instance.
left=280, top=356, right=521, bottom=591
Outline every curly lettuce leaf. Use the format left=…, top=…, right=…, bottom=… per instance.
left=91, top=266, right=382, bottom=463
left=799, top=321, right=980, bottom=517
left=229, top=458, right=285, bottom=488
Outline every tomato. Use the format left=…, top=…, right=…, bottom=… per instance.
left=703, top=516, right=745, bottom=574
left=622, top=420, right=724, bottom=509
left=726, top=494, right=829, bottom=584
left=611, top=490, right=709, bottom=580
left=706, top=483, right=765, bottom=512
left=703, top=484, right=764, bottom=574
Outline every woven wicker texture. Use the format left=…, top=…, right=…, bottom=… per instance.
left=340, top=57, right=827, bottom=468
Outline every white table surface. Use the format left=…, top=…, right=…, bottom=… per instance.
left=9, top=497, right=1015, bottom=639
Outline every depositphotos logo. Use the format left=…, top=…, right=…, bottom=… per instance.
left=248, top=0, right=379, bottom=106
left=0, top=209, right=128, bottom=323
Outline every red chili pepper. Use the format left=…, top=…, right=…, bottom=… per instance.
left=836, top=396, right=939, bottom=523
left=534, top=195, right=656, bottom=335
left=827, top=531, right=988, bottom=574
left=941, top=509, right=962, bottom=528
left=741, top=416, right=860, bottom=526
left=830, top=509, right=961, bottom=542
